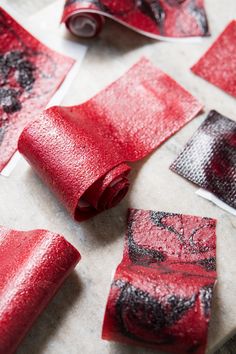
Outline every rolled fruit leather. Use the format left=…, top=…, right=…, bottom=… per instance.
left=0, top=226, right=81, bottom=354
left=61, top=0, right=209, bottom=39
left=18, top=57, right=203, bottom=221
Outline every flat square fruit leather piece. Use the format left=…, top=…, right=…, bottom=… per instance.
left=0, top=7, right=75, bottom=172
left=191, top=20, right=236, bottom=98
left=170, top=110, right=236, bottom=210
left=0, top=226, right=81, bottom=354
left=61, top=0, right=209, bottom=39
left=18, top=57, right=202, bottom=221
left=102, top=208, right=217, bottom=354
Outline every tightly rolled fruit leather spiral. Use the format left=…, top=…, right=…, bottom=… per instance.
left=18, top=58, right=202, bottom=221
left=18, top=106, right=131, bottom=221
left=64, top=11, right=104, bottom=38
left=80, top=163, right=131, bottom=215
left=61, top=0, right=210, bottom=39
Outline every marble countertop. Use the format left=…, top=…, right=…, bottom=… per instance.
left=2, top=1, right=236, bottom=353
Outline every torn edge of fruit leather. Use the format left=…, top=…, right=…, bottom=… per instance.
left=18, top=57, right=203, bottom=222
left=191, top=20, right=236, bottom=98
left=102, top=208, right=217, bottom=354
left=170, top=110, right=236, bottom=216
left=0, top=5, right=87, bottom=177
left=0, top=225, right=81, bottom=354
left=61, top=0, right=210, bottom=41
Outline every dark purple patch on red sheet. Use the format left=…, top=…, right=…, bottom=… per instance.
left=0, top=7, right=74, bottom=172
left=170, top=110, right=236, bottom=209
left=102, top=208, right=217, bottom=354
left=62, top=0, right=209, bottom=39
left=192, top=20, right=236, bottom=98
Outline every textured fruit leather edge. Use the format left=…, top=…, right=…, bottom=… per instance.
left=0, top=3, right=87, bottom=177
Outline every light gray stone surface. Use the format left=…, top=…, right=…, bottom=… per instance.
left=1, top=1, right=236, bottom=353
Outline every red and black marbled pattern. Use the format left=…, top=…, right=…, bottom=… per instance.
left=62, top=0, right=209, bottom=39
left=0, top=8, right=74, bottom=172
left=102, top=208, right=217, bottom=354
left=170, top=110, right=236, bottom=210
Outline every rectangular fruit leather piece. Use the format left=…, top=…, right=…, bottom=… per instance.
left=0, top=7, right=74, bottom=172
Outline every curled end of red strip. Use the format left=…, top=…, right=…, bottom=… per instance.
left=75, top=163, right=131, bottom=221
left=67, top=13, right=104, bottom=38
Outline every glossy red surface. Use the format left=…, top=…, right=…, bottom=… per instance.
left=18, top=58, right=202, bottom=221
left=192, top=20, right=236, bottom=98
left=0, top=226, right=80, bottom=354
left=62, top=0, right=209, bottom=39
left=170, top=110, right=236, bottom=209
left=0, top=7, right=74, bottom=172
left=102, top=208, right=217, bottom=354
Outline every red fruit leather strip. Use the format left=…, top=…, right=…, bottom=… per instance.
left=170, top=110, right=236, bottom=209
left=0, top=226, right=80, bottom=354
left=61, top=0, right=209, bottom=39
left=18, top=57, right=202, bottom=221
left=102, top=208, right=217, bottom=354
left=0, top=7, right=75, bottom=172
left=191, top=20, right=236, bottom=98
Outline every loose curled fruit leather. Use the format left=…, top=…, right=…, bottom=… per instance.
left=0, top=226, right=80, bottom=354
left=170, top=110, right=236, bottom=210
left=102, top=208, right=217, bottom=354
left=61, top=0, right=209, bottom=39
left=0, top=7, right=74, bottom=172
left=18, top=58, right=202, bottom=221
left=192, top=20, right=236, bottom=98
